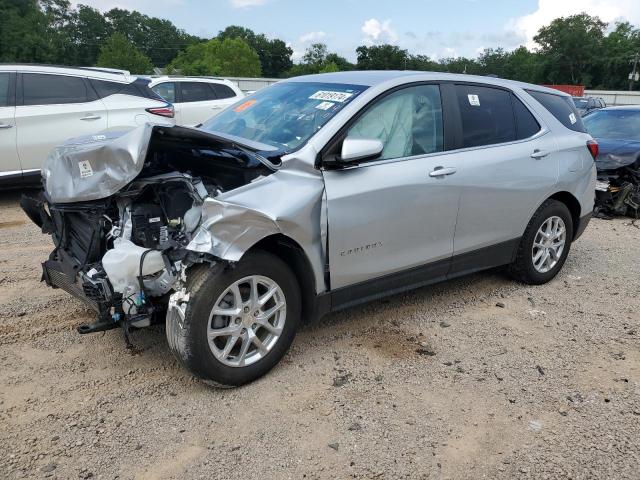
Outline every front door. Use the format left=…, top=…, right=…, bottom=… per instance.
left=323, top=84, right=460, bottom=290
left=0, top=72, right=20, bottom=180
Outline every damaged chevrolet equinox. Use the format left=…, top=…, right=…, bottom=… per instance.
left=22, top=72, right=596, bottom=387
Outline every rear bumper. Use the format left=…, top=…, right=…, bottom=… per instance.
left=574, top=212, right=592, bottom=240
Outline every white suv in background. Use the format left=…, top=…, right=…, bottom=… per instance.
left=0, top=65, right=175, bottom=187
left=149, top=77, right=244, bottom=126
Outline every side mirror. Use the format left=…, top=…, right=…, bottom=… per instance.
left=339, top=137, right=384, bottom=163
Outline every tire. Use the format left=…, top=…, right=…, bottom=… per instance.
left=509, top=200, right=574, bottom=285
left=166, top=250, right=301, bottom=387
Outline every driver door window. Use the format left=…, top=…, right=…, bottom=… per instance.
left=346, top=84, right=443, bottom=161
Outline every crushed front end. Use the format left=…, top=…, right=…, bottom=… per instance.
left=21, top=124, right=278, bottom=337
left=593, top=140, right=640, bottom=219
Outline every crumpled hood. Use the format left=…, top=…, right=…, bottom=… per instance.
left=43, top=125, right=153, bottom=204
left=594, top=138, right=640, bottom=171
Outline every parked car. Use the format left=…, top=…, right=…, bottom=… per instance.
left=583, top=106, right=640, bottom=218
left=149, top=77, right=244, bottom=126
left=22, top=71, right=596, bottom=387
left=0, top=65, right=175, bottom=187
left=572, top=96, right=605, bottom=116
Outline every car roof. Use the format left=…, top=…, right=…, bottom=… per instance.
left=0, top=64, right=135, bottom=83
left=149, top=76, right=236, bottom=86
left=283, top=70, right=568, bottom=95
left=596, top=105, right=640, bottom=111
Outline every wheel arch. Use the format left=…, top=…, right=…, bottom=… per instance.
left=547, top=191, right=581, bottom=239
left=246, top=234, right=324, bottom=324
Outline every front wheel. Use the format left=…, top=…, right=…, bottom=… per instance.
left=509, top=200, right=574, bottom=285
left=166, top=251, right=301, bottom=387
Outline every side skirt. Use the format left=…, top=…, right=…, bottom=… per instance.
left=322, top=238, right=521, bottom=314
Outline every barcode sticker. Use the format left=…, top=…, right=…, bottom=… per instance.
left=78, top=160, right=93, bottom=178
left=309, top=91, right=353, bottom=103
left=468, top=94, right=480, bottom=106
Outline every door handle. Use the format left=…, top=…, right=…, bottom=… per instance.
left=531, top=149, right=550, bottom=159
left=0, top=124, right=13, bottom=129
left=211, top=106, right=222, bottom=110
left=80, top=114, right=101, bottom=121
left=429, top=166, right=457, bottom=177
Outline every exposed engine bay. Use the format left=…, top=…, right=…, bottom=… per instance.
left=21, top=125, right=278, bottom=338
left=594, top=156, right=640, bottom=219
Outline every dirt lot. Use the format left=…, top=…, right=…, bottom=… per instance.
left=1, top=190, right=639, bottom=480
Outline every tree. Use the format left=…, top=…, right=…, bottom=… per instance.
left=104, top=8, right=200, bottom=67
left=168, top=38, right=261, bottom=77
left=217, top=25, right=292, bottom=77
left=97, top=33, right=153, bottom=74
left=599, top=21, right=640, bottom=89
left=534, top=13, right=606, bottom=85
left=356, top=45, right=409, bottom=70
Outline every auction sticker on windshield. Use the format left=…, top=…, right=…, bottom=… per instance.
left=234, top=99, right=257, bottom=113
left=315, top=101, right=335, bottom=110
left=309, top=91, right=353, bottom=103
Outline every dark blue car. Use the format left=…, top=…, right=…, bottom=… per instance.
left=583, top=106, right=640, bottom=218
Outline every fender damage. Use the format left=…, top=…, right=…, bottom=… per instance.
left=22, top=124, right=326, bottom=335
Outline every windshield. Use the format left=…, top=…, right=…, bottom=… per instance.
left=583, top=109, right=640, bottom=140
left=573, top=98, right=588, bottom=108
left=200, top=82, right=368, bottom=153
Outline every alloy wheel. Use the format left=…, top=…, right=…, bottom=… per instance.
left=532, top=216, right=566, bottom=274
left=207, top=275, right=286, bottom=367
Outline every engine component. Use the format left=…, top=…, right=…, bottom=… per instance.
left=81, top=266, right=113, bottom=303
left=102, top=238, right=165, bottom=296
left=131, top=203, right=166, bottom=248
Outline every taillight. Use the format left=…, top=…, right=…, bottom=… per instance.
left=587, top=140, right=598, bottom=160
left=146, top=104, right=174, bottom=118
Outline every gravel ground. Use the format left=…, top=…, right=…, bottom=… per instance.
left=1, top=190, right=639, bottom=480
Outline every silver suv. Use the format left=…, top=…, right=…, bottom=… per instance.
left=22, top=71, right=596, bottom=387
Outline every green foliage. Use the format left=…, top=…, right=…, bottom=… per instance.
left=217, top=25, right=293, bottom=77
left=168, top=38, right=262, bottom=77
left=534, top=13, right=607, bottom=85
left=356, top=45, right=409, bottom=70
left=97, top=33, right=153, bottom=74
left=0, top=6, right=639, bottom=87
left=287, top=43, right=354, bottom=76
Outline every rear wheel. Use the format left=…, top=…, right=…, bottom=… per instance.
left=509, top=200, right=573, bottom=285
left=166, top=251, right=301, bottom=387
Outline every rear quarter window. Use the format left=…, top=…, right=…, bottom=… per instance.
left=211, top=83, right=237, bottom=99
left=526, top=90, right=586, bottom=133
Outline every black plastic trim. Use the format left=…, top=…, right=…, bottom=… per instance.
left=573, top=212, right=592, bottom=240
left=323, top=238, right=521, bottom=314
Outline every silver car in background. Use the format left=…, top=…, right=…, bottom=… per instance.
left=22, top=71, right=596, bottom=387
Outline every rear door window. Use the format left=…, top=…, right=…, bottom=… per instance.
left=512, top=94, right=541, bottom=139
left=0, top=73, right=11, bottom=107
left=23, top=73, right=90, bottom=106
left=454, top=84, right=516, bottom=148
left=180, top=82, right=217, bottom=103
left=211, top=83, right=237, bottom=99
left=526, top=90, right=586, bottom=133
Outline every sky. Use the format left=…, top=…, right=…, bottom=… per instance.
left=74, top=0, right=640, bottom=61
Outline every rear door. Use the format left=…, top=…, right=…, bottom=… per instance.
left=442, top=83, right=558, bottom=273
left=177, top=81, right=220, bottom=126
left=15, top=72, right=108, bottom=171
left=0, top=72, right=21, bottom=181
